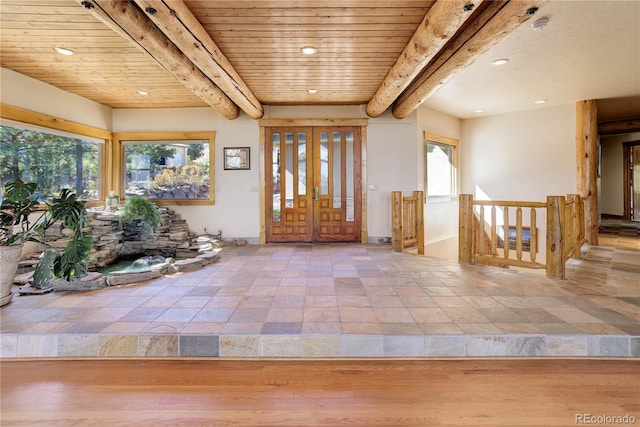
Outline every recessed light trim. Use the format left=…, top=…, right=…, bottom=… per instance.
left=137, top=90, right=149, bottom=96
left=474, top=109, right=484, bottom=113
left=534, top=99, right=547, bottom=104
left=300, top=46, right=318, bottom=55
left=531, top=16, right=549, bottom=31
left=54, top=47, right=75, bottom=56
left=307, top=89, right=318, bottom=94
left=491, top=58, right=509, bottom=66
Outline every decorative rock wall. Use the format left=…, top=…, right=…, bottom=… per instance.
left=87, top=206, right=200, bottom=269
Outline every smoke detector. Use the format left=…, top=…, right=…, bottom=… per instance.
left=531, top=16, right=550, bottom=31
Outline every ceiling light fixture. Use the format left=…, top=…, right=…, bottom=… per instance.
left=534, top=99, right=547, bottom=104
left=300, top=46, right=317, bottom=55
left=137, top=90, right=149, bottom=96
left=54, top=47, right=75, bottom=56
left=531, top=16, right=549, bottom=31
left=307, top=89, right=318, bottom=94
left=491, top=58, right=509, bottom=66
left=474, top=109, right=484, bottom=113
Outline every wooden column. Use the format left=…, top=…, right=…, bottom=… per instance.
left=414, top=191, right=425, bottom=255
left=576, top=100, right=599, bottom=245
left=546, top=196, right=565, bottom=279
left=391, top=192, right=403, bottom=252
left=458, top=194, right=473, bottom=263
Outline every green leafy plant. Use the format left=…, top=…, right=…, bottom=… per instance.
left=0, top=179, right=42, bottom=246
left=1, top=179, right=93, bottom=288
left=119, top=196, right=160, bottom=232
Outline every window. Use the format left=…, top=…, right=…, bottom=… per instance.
left=115, top=132, right=215, bottom=205
left=1, top=120, right=102, bottom=200
left=425, top=132, right=458, bottom=199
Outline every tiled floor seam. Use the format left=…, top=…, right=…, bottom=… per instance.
left=1, top=333, right=638, bottom=358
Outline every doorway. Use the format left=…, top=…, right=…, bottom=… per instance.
left=624, top=142, right=640, bottom=221
left=265, top=126, right=362, bottom=242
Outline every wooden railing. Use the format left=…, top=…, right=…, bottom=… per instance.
left=391, top=191, right=424, bottom=254
left=459, top=194, right=585, bottom=279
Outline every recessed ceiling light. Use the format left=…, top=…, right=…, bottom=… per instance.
left=300, top=46, right=318, bottom=55
left=534, top=99, right=547, bottom=104
left=137, top=90, right=149, bottom=96
left=307, top=89, right=318, bottom=94
left=474, top=109, right=484, bottom=113
left=531, top=16, right=550, bottom=31
left=54, top=47, right=75, bottom=56
left=491, top=58, right=509, bottom=66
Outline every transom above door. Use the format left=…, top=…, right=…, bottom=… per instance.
left=265, top=126, right=362, bottom=242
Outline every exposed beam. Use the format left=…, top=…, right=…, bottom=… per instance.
left=392, top=0, right=550, bottom=119
left=598, top=118, right=640, bottom=135
left=366, top=0, right=484, bottom=118
left=134, top=0, right=263, bottom=119
left=75, top=0, right=240, bottom=120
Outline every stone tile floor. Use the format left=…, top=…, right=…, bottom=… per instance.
left=1, top=234, right=638, bottom=358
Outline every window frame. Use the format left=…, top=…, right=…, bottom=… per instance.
left=424, top=131, right=459, bottom=202
left=0, top=104, right=111, bottom=207
left=113, top=131, right=215, bottom=206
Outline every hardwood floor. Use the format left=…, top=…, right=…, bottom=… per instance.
left=1, top=359, right=638, bottom=426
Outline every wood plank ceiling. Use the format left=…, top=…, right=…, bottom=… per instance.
left=0, top=0, right=548, bottom=120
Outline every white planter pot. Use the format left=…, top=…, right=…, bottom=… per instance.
left=0, top=244, right=23, bottom=306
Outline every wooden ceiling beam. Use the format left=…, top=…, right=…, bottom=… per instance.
left=392, top=0, right=550, bottom=119
left=134, top=0, right=263, bottom=119
left=598, top=118, right=640, bottom=135
left=75, top=0, right=240, bottom=120
left=366, top=0, right=484, bottom=118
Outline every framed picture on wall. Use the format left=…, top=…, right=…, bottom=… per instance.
left=224, top=147, right=250, bottom=170
left=497, top=226, right=536, bottom=252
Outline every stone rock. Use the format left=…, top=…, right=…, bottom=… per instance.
left=52, top=272, right=107, bottom=291
left=107, top=269, right=162, bottom=286
left=173, top=258, right=204, bottom=272
left=197, top=251, right=220, bottom=265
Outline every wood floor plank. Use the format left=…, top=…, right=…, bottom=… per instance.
left=1, top=359, right=639, bottom=426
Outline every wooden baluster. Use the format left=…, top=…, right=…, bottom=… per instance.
left=503, top=207, right=509, bottom=260
left=479, top=205, right=485, bottom=256
left=491, top=206, right=497, bottom=255
left=516, top=207, right=523, bottom=261
left=530, top=208, right=537, bottom=263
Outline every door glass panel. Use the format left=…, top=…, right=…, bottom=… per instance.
left=346, top=132, right=355, bottom=221
left=298, top=133, right=307, bottom=196
left=319, top=132, right=329, bottom=194
left=285, top=132, right=294, bottom=208
left=272, top=132, right=281, bottom=222
left=332, top=132, right=342, bottom=208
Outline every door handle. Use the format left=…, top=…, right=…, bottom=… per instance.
left=314, top=186, right=319, bottom=201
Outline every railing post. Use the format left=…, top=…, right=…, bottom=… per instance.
left=546, top=195, right=566, bottom=279
left=391, top=191, right=403, bottom=252
left=574, top=194, right=584, bottom=259
left=414, top=191, right=424, bottom=255
left=459, top=194, right=473, bottom=263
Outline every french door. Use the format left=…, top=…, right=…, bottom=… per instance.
left=265, top=126, right=362, bottom=242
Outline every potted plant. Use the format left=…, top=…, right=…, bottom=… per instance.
left=119, top=195, right=160, bottom=232
left=0, top=180, right=40, bottom=305
left=0, top=179, right=93, bottom=304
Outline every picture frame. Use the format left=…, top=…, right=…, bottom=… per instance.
left=224, top=147, right=250, bottom=170
left=497, top=225, right=536, bottom=252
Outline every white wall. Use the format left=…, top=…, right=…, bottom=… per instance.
left=1, top=68, right=112, bottom=130
left=600, top=132, right=640, bottom=216
left=461, top=105, right=576, bottom=200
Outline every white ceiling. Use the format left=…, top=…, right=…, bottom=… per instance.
left=422, top=0, right=640, bottom=120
